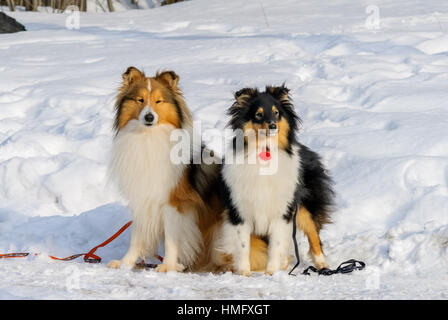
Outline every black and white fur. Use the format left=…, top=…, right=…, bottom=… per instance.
left=219, top=86, right=334, bottom=276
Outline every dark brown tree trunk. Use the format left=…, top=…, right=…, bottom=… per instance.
left=162, top=0, right=184, bottom=5
left=24, top=0, right=33, bottom=11
left=107, top=0, right=114, bottom=12
left=80, top=0, right=87, bottom=12
left=7, top=0, right=16, bottom=12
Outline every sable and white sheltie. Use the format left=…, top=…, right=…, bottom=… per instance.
left=107, top=67, right=267, bottom=272
left=218, top=86, right=334, bottom=276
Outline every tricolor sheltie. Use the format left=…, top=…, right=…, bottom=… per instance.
left=219, top=86, right=334, bottom=276
left=107, top=67, right=268, bottom=272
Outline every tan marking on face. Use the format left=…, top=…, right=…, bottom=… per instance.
left=117, top=101, right=139, bottom=129
left=243, top=121, right=257, bottom=142
left=277, top=117, right=289, bottom=150
left=117, top=78, right=150, bottom=129
left=261, top=122, right=269, bottom=131
left=268, top=106, right=281, bottom=137
left=148, top=78, right=181, bottom=128
left=242, top=120, right=253, bottom=133
left=135, top=87, right=150, bottom=105
left=243, top=120, right=277, bottom=152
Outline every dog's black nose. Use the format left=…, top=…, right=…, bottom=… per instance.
left=268, top=123, right=277, bottom=130
left=144, top=113, right=154, bottom=123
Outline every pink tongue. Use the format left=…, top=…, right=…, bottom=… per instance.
left=259, top=149, right=271, bottom=161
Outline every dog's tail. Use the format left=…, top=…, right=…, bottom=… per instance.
left=249, top=235, right=268, bottom=271
left=199, top=224, right=268, bottom=273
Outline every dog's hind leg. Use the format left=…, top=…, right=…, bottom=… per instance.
left=220, top=219, right=252, bottom=276
left=249, top=235, right=268, bottom=271
left=296, top=206, right=329, bottom=270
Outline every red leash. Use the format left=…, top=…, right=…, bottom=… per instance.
left=0, top=220, right=163, bottom=266
left=82, top=220, right=133, bottom=263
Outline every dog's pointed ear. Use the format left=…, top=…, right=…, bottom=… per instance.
left=157, top=71, right=179, bottom=89
left=227, top=88, right=257, bottom=128
left=122, top=67, right=145, bottom=86
left=267, top=84, right=301, bottom=129
left=266, top=85, right=290, bottom=102
left=234, top=87, right=257, bottom=106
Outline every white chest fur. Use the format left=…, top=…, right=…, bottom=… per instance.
left=222, top=145, right=301, bottom=235
left=108, top=120, right=185, bottom=214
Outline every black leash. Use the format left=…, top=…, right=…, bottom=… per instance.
left=288, top=204, right=300, bottom=276
left=288, top=204, right=366, bottom=276
left=301, top=259, right=365, bottom=276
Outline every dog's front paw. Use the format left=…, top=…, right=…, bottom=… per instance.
left=312, top=254, right=329, bottom=270
left=265, top=269, right=276, bottom=276
left=107, top=260, right=122, bottom=269
left=155, top=263, right=185, bottom=273
left=315, top=261, right=329, bottom=270
left=265, top=261, right=281, bottom=275
left=265, top=265, right=280, bottom=276
left=236, top=268, right=251, bottom=277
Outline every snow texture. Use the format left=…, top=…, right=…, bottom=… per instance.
left=1, top=0, right=448, bottom=299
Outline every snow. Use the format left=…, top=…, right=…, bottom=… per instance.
left=1, top=0, right=448, bottom=299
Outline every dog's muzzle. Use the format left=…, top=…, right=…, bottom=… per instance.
left=139, top=107, right=158, bottom=127
left=267, top=122, right=278, bottom=136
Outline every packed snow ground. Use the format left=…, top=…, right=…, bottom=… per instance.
left=1, top=0, right=448, bottom=299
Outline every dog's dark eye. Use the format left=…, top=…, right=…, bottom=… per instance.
left=274, top=110, right=279, bottom=117
left=255, top=112, right=263, bottom=119
left=156, top=100, right=162, bottom=104
left=137, top=98, right=144, bottom=103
